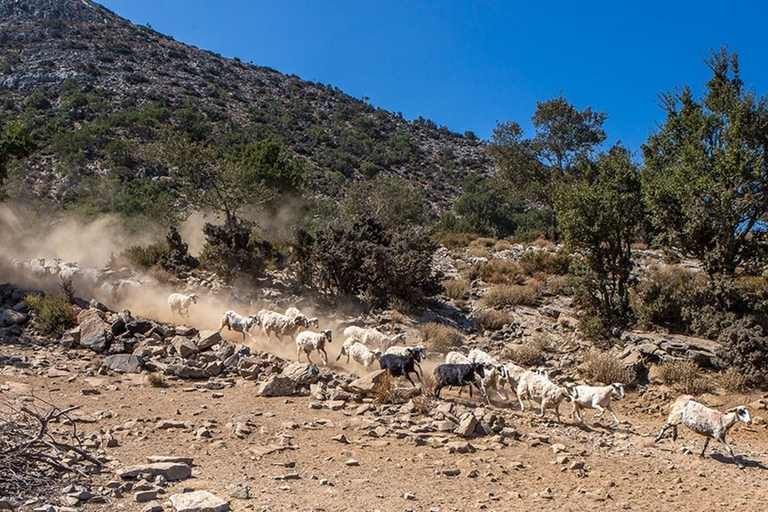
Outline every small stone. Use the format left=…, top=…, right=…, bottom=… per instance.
left=345, top=459, right=360, bottom=466
left=440, top=468, right=461, bottom=477
left=331, top=434, right=349, bottom=444
left=403, top=493, right=416, bottom=500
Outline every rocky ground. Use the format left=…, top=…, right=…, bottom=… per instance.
left=2, top=329, right=768, bottom=511
left=3, top=243, right=768, bottom=511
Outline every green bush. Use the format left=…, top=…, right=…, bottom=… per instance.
left=717, top=319, right=768, bottom=388
left=24, top=293, right=76, bottom=337
left=295, top=217, right=441, bottom=309
left=118, top=243, right=170, bottom=270
left=579, top=312, right=611, bottom=346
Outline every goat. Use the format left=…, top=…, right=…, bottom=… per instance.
left=568, top=383, right=624, bottom=425
left=433, top=363, right=487, bottom=402
left=655, top=395, right=751, bottom=468
left=295, top=330, right=333, bottom=366
left=379, top=352, right=421, bottom=387
left=218, top=310, right=259, bottom=342
left=167, top=293, right=199, bottom=318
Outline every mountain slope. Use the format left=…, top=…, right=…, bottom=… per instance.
left=0, top=0, right=493, bottom=212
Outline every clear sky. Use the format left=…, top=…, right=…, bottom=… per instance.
left=98, top=0, right=768, bottom=157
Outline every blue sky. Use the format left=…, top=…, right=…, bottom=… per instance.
left=98, top=1, right=768, bottom=157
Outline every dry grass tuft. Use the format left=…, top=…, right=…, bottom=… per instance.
left=442, top=278, right=470, bottom=300
left=581, top=351, right=634, bottom=384
left=718, top=366, right=749, bottom=392
left=419, top=322, right=464, bottom=353
left=464, top=259, right=523, bottom=285
left=657, top=360, right=715, bottom=395
left=474, top=309, right=514, bottom=331
left=503, top=336, right=551, bottom=366
left=483, top=283, right=539, bottom=307
left=146, top=372, right=166, bottom=388
left=519, top=250, right=570, bottom=276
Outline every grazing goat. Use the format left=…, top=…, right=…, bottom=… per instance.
left=218, top=310, right=259, bottom=341
left=260, top=310, right=314, bottom=342
left=516, top=371, right=572, bottom=422
left=569, top=383, right=624, bottom=425
left=655, top=395, right=751, bottom=468
left=379, top=353, right=421, bottom=387
left=433, top=363, right=487, bottom=402
left=343, top=325, right=405, bottom=350
left=295, top=330, right=333, bottom=366
left=167, top=293, right=199, bottom=318
left=337, top=338, right=381, bottom=369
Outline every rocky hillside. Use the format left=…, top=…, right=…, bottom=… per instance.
left=0, top=0, right=492, bottom=211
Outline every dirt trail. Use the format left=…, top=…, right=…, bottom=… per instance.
left=2, top=342, right=767, bottom=511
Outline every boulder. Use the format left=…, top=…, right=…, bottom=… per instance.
left=0, top=308, right=27, bottom=327
left=171, top=336, right=199, bottom=358
left=169, top=490, right=229, bottom=512
left=256, top=376, right=296, bottom=397
left=77, top=308, right=111, bottom=353
left=455, top=412, right=478, bottom=438
left=196, top=330, right=222, bottom=351
left=345, top=370, right=388, bottom=394
left=282, top=362, right=320, bottom=388
left=117, top=462, right=191, bottom=481
left=104, top=354, right=144, bottom=374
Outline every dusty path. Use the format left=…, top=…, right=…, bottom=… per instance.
left=2, top=342, right=768, bottom=511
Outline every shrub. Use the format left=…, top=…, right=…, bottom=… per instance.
left=519, top=250, right=570, bottom=276
left=474, top=309, right=513, bottom=331
left=717, top=319, right=768, bottom=388
left=465, top=259, right=523, bottom=285
left=432, top=232, right=478, bottom=249
left=657, top=360, right=714, bottom=395
left=118, top=243, right=170, bottom=270
left=24, top=293, right=76, bottom=337
left=146, top=372, right=166, bottom=387
left=581, top=351, right=634, bottom=385
left=442, top=278, right=469, bottom=300
left=418, top=322, right=464, bottom=353
left=482, top=284, right=539, bottom=307
left=295, top=217, right=441, bottom=309
left=199, top=220, right=271, bottom=284
left=579, top=313, right=611, bottom=346
left=718, top=366, right=749, bottom=393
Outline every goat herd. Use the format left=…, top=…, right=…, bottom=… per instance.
left=168, top=293, right=754, bottom=470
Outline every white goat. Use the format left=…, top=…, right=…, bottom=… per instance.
left=343, top=325, right=405, bottom=350
left=218, top=310, right=259, bottom=341
left=568, top=383, right=624, bottom=425
left=468, top=348, right=510, bottom=401
left=655, top=395, right=751, bottom=468
left=445, top=351, right=471, bottom=364
left=285, top=306, right=319, bottom=328
left=516, top=371, right=572, bottom=422
left=296, top=330, right=333, bottom=366
left=337, top=338, right=381, bottom=369
left=260, top=310, right=314, bottom=342
left=167, top=293, right=199, bottom=318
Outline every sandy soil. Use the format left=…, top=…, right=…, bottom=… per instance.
left=2, top=339, right=768, bottom=512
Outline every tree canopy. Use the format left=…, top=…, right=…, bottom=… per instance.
left=642, top=48, right=768, bottom=277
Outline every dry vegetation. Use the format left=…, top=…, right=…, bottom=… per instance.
left=418, top=322, right=464, bottom=352
left=657, top=360, right=715, bottom=395
left=483, top=283, right=540, bottom=307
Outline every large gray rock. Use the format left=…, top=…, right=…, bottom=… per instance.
left=171, top=336, right=199, bottom=358
left=77, top=308, right=111, bottom=353
left=167, top=364, right=206, bottom=379
left=346, top=370, right=387, bottom=394
left=0, top=308, right=27, bottom=326
left=256, top=376, right=296, bottom=397
left=196, top=330, right=222, bottom=351
left=282, top=362, right=320, bottom=388
left=169, top=490, right=229, bottom=512
left=117, top=462, right=191, bottom=481
left=104, top=354, right=144, bottom=373
left=456, top=412, right=478, bottom=438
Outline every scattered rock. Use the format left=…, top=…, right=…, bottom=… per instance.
left=169, top=490, right=229, bottom=512
left=104, top=354, right=144, bottom=373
